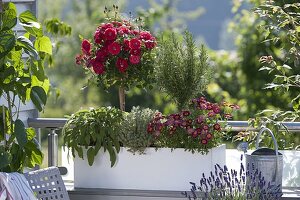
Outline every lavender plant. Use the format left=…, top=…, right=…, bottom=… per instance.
left=183, top=155, right=282, bottom=200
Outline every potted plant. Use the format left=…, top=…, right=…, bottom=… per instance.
left=183, top=155, right=282, bottom=199
left=63, top=5, right=239, bottom=191
left=62, top=106, right=123, bottom=167
left=75, top=5, right=157, bottom=111
left=0, top=2, right=53, bottom=172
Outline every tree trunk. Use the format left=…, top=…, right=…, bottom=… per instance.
left=118, top=86, right=125, bottom=111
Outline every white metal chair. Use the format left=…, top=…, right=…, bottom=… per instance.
left=24, top=167, right=70, bottom=200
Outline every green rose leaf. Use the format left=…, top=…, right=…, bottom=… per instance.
left=87, top=147, right=95, bottom=166
left=34, top=36, right=52, bottom=55
left=30, top=86, right=47, bottom=111
left=2, top=2, right=17, bottom=31
left=14, top=119, right=28, bottom=148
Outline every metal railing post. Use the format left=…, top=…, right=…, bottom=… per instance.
left=48, top=129, right=58, bottom=167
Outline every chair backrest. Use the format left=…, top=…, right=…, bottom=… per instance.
left=24, top=167, right=70, bottom=200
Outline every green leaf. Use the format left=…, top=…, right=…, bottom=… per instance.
left=107, top=141, right=117, bottom=167
left=282, top=64, right=292, bottom=70
left=2, top=2, right=17, bottom=31
left=14, top=119, right=28, bottom=148
left=16, top=36, right=39, bottom=60
left=0, top=33, right=16, bottom=58
left=26, top=128, right=36, bottom=140
left=0, top=151, right=11, bottom=169
left=258, top=66, right=272, bottom=71
left=75, top=146, right=83, bottom=158
left=19, top=10, right=38, bottom=23
left=19, top=11, right=43, bottom=37
left=87, top=147, right=95, bottom=166
left=34, top=36, right=52, bottom=55
left=24, top=141, right=43, bottom=167
left=30, top=86, right=47, bottom=111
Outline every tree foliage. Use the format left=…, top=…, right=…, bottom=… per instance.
left=0, top=2, right=54, bottom=172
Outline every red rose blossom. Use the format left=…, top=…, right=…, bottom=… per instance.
left=104, top=28, right=117, bottom=41
left=81, top=39, right=91, bottom=55
left=130, top=49, right=141, bottom=56
left=116, top=57, right=128, bottom=73
left=145, top=40, right=156, bottom=49
left=75, top=54, right=83, bottom=65
left=92, top=61, right=105, bottom=75
left=123, top=39, right=130, bottom=51
left=129, top=55, right=140, bottom=64
left=100, top=23, right=114, bottom=30
left=118, top=26, right=130, bottom=35
left=108, top=42, right=121, bottom=55
left=94, top=30, right=103, bottom=44
left=129, top=38, right=141, bottom=50
left=139, top=31, right=152, bottom=40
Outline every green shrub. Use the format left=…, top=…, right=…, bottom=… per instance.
left=118, top=107, right=156, bottom=154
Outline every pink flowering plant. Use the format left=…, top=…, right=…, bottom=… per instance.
left=75, top=6, right=157, bottom=109
left=147, top=97, right=239, bottom=153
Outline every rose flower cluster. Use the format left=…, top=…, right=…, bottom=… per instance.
left=147, top=97, right=239, bottom=147
left=76, top=19, right=156, bottom=75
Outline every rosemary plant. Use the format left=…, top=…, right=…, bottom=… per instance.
left=155, top=31, right=212, bottom=110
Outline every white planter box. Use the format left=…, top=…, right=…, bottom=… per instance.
left=74, top=144, right=226, bottom=191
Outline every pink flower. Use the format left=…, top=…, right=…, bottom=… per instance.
left=108, top=42, right=121, bottom=55
left=202, top=124, right=209, bottom=130
left=224, top=113, right=233, bottom=119
left=206, top=133, right=212, bottom=140
left=129, top=55, right=140, bottom=64
left=182, top=110, right=190, bottom=116
left=208, top=111, right=215, bottom=117
left=196, top=115, right=204, bottom=124
left=213, top=123, right=221, bottom=131
left=201, top=139, right=208, bottom=145
left=192, top=131, right=198, bottom=138
left=147, top=124, right=153, bottom=133
left=212, top=104, right=221, bottom=114
left=116, top=57, right=128, bottom=73
left=81, top=39, right=91, bottom=55
left=104, top=28, right=117, bottom=41
left=129, top=38, right=141, bottom=50
left=206, top=103, right=213, bottom=110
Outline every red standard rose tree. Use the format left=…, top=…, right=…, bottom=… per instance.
left=76, top=6, right=157, bottom=111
